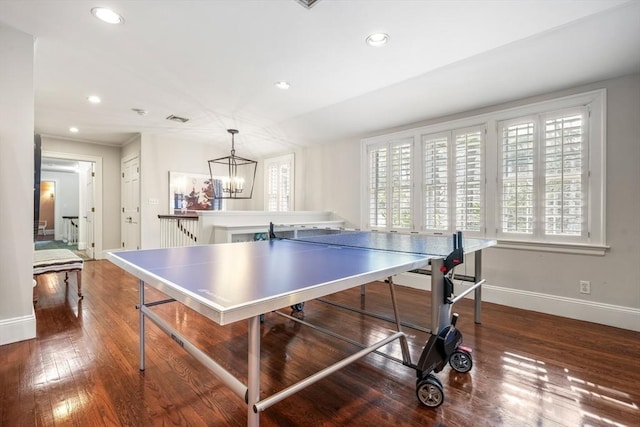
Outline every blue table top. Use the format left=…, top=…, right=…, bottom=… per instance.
left=108, top=240, right=430, bottom=324
left=107, top=234, right=494, bottom=325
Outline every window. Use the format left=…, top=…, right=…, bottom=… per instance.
left=366, top=138, right=413, bottom=230
left=368, top=146, right=388, bottom=228
left=264, top=154, right=294, bottom=212
left=498, top=108, right=588, bottom=241
left=362, top=90, right=606, bottom=252
left=542, top=110, right=586, bottom=238
left=423, top=133, right=449, bottom=231
left=422, top=126, right=485, bottom=234
left=498, top=119, right=536, bottom=235
left=454, top=128, right=484, bottom=232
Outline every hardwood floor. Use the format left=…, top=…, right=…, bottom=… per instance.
left=2, top=260, right=639, bottom=426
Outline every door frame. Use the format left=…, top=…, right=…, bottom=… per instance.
left=42, top=151, right=103, bottom=259
left=83, top=163, right=95, bottom=258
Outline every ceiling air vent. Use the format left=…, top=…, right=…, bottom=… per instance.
left=295, top=0, right=321, bottom=9
left=166, top=114, right=189, bottom=123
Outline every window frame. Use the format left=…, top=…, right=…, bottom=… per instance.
left=361, top=89, right=607, bottom=254
left=497, top=108, right=591, bottom=243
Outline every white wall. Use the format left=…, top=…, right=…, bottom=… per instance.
left=137, top=134, right=249, bottom=248
left=299, top=73, right=640, bottom=331
left=299, top=141, right=361, bottom=227
left=0, top=23, right=35, bottom=345
left=41, top=170, right=79, bottom=241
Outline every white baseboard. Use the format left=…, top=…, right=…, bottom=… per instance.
left=0, top=311, right=36, bottom=346
left=481, top=285, right=640, bottom=332
left=394, top=272, right=640, bottom=332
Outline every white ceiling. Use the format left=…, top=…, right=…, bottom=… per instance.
left=1, top=0, right=639, bottom=159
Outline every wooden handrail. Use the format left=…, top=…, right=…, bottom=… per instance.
left=158, top=213, right=198, bottom=219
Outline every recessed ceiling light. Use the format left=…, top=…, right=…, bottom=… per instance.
left=91, top=7, right=124, bottom=25
left=69, top=127, right=79, bottom=133
left=274, top=81, right=290, bottom=90
left=87, top=95, right=101, bottom=104
left=366, top=33, right=389, bottom=47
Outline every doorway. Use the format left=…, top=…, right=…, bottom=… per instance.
left=36, top=181, right=55, bottom=241
left=39, top=151, right=103, bottom=259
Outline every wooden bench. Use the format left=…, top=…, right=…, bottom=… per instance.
left=33, top=249, right=84, bottom=300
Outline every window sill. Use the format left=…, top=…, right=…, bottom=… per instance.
left=494, top=239, right=609, bottom=256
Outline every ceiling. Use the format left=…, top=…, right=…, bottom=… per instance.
left=1, top=0, right=639, bottom=159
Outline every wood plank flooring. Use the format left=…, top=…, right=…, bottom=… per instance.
left=2, top=260, right=639, bottom=426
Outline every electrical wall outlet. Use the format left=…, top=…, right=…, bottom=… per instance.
left=579, top=280, right=591, bottom=294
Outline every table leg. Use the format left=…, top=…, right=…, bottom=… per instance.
left=430, top=258, right=443, bottom=334
left=474, top=250, right=483, bottom=324
left=247, top=315, right=260, bottom=427
left=387, top=278, right=412, bottom=365
left=430, top=258, right=452, bottom=334
left=139, top=279, right=146, bottom=371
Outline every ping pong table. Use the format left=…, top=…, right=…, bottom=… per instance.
left=107, top=225, right=495, bottom=426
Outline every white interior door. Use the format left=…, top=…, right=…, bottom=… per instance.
left=85, top=164, right=95, bottom=259
left=122, top=156, right=140, bottom=250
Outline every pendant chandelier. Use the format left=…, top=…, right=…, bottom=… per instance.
left=208, top=129, right=257, bottom=199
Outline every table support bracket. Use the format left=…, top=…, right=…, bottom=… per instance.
left=140, top=304, right=248, bottom=401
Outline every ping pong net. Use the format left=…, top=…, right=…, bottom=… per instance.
left=269, top=223, right=465, bottom=273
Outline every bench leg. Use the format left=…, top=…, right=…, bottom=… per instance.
left=77, top=270, right=83, bottom=299
left=64, top=271, right=83, bottom=299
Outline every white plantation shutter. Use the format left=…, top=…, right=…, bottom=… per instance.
left=542, top=110, right=587, bottom=237
left=277, top=162, right=291, bottom=211
left=368, top=146, right=387, bottom=228
left=265, top=154, right=294, bottom=212
left=390, top=142, right=412, bottom=229
left=422, top=127, right=484, bottom=235
left=499, top=119, right=535, bottom=234
left=363, top=90, right=603, bottom=249
left=267, top=164, right=278, bottom=211
left=423, top=133, right=449, bottom=231
left=498, top=107, right=588, bottom=240
left=455, top=128, right=483, bottom=232
left=367, top=139, right=413, bottom=230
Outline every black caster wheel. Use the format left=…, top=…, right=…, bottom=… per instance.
left=416, top=375, right=444, bottom=408
left=291, top=302, right=305, bottom=311
left=417, top=372, right=442, bottom=389
left=449, top=349, right=473, bottom=373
